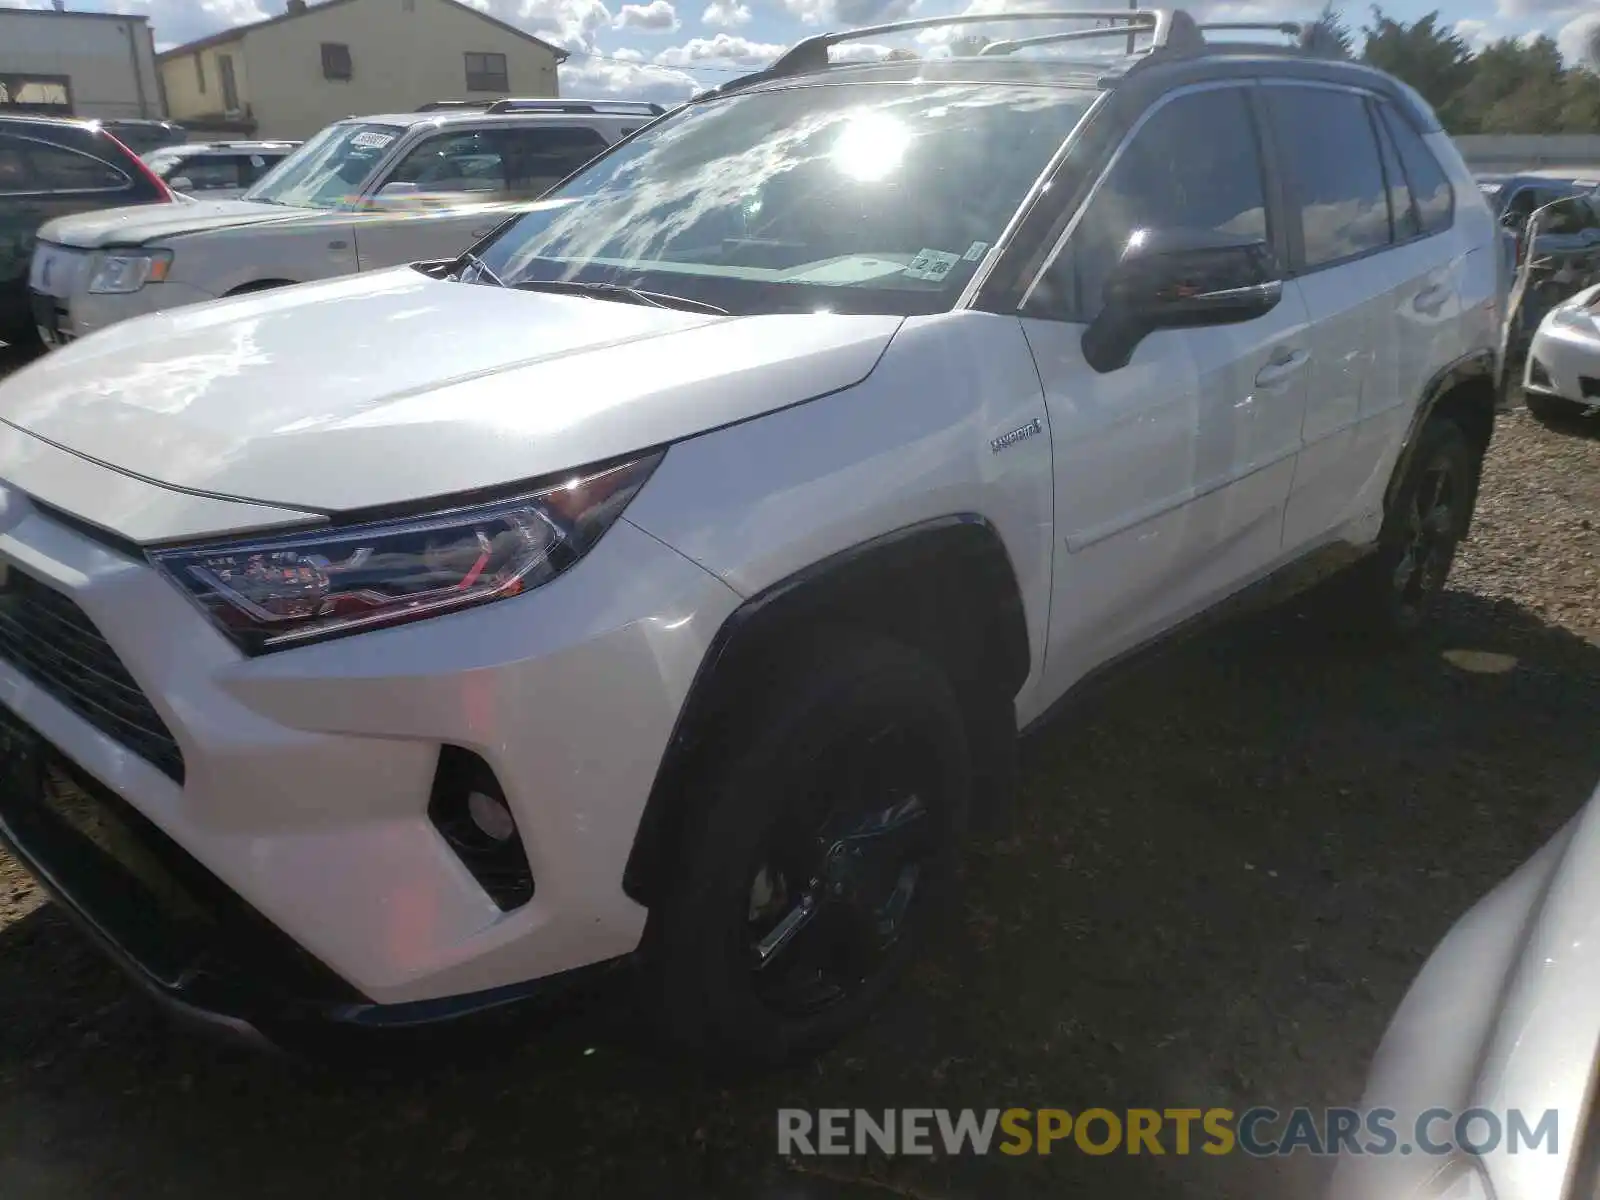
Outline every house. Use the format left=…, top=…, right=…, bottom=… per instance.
left=0, top=5, right=165, bottom=122
left=157, top=0, right=569, bottom=140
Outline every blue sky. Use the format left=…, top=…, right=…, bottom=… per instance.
left=4, top=0, right=1597, bottom=103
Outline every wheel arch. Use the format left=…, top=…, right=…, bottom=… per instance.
left=622, top=514, right=1031, bottom=907
left=1387, top=349, right=1497, bottom=538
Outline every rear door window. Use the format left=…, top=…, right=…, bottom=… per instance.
left=14, top=139, right=128, bottom=193
left=1267, top=86, right=1391, bottom=269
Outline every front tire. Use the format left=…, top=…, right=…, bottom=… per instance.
left=648, top=633, right=970, bottom=1070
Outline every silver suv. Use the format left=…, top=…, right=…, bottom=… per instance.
left=26, top=98, right=660, bottom=345
left=142, top=140, right=302, bottom=201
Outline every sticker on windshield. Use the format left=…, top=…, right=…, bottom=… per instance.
left=963, top=241, right=990, bottom=262
left=350, top=131, right=396, bottom=150
left=903, top=248, right=960, bottom=282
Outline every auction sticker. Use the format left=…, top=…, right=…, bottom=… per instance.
left=904, top=248, right=961, bottom=282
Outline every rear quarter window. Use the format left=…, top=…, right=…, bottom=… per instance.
left=1376, top=103, right=1453, bottom=235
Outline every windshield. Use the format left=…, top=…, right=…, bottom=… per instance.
left=471, top=82, right=1096, bottom=317
left=244, top=121, right=403, bottom=209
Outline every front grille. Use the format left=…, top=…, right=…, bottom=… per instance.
left=0, top=567, right=184, bottom=782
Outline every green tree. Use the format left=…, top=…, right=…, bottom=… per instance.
left=1360, top=7, right=1475, bottom=129
left=1300, top=1, right=1354, bottom=59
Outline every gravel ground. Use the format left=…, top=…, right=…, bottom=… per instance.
left=0, top=372, right=1596, bottom=1199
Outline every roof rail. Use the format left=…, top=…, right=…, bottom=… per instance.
left=416, top=100, right=494, bottom=111
left=760, top=9, right=1175, bottom=78
left=1197, top=20, right=1301, bottom=37
left=483, top=98, right=666, bottom=115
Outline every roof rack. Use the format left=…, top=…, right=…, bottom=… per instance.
left=980, top=16, right=1297, bottom=57
left=415, top=98, right=665, bottom=115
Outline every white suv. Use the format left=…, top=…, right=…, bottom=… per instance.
left=25, top=99, right=658, bottom=346
left=0, top=10, right=1500, bottom=1066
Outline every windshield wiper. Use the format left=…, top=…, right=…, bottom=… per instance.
left=455, top=252, right=505, bottom=287
left=511, top=278, right=727, bottom=315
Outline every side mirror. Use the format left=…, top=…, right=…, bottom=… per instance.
left=1082, top=230, right=1283, bottom=373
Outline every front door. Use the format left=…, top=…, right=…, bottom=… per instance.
left=1018, top=84, right=1311, bottom=695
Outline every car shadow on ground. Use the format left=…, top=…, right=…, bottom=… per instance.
left=0, top=584, right=1597, bottom=1200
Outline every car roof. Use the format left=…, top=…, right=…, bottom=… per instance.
left=0, top=113, right=107, bottom=134
left=690, top=8, right=1440, bottom=132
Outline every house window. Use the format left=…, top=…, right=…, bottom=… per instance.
left=322, top=42, right=354, bottom=81
left=194, top=53, right=206, bottom=94
left=219, top=53, right=239, bottom=111
left=464, top=52, right=508, bottom=93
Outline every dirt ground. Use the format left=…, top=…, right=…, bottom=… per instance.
left=0, top=369, right=1596, bottom=1199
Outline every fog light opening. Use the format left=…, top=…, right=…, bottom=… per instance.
left=428, top=746, right=535, bottom=911
left=467, top=790, right=517, bottom=843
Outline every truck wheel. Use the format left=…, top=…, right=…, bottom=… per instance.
left=1346, top=417, right=1475, bottom=640
left=648, top=632, right=970, bottom=1070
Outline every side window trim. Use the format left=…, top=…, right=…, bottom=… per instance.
left=1366, top=96, right=1410, bottom=243
left=1016, top=79, right=1273, bottom=317
left=0, top=134, right=131, bottom=197
left=1374, top=99, right=1456, bottom=240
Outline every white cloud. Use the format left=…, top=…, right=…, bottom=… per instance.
left=654, top=32, right=783, bottom=67
left=1555, top=10, right=1600, bottom=65
left=784, top=0, right=917, bottom=26
left=1454, top=17, right=1494, bottom=50
left=614, top=0, right=679, bottom=31
left=700, top=0, right=750, bottom=26
left=558, top=55, right=700, bottom=103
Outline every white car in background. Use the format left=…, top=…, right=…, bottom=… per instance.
left=1524, top=281, right=1600, bottom=423
left=141, top=140, right=301, bottom=202
left=26, top=98, right=659, bottom=346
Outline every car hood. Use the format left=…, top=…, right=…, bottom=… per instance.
left=1331, top=782, right=1600, bottom=1200
left=38, top=199, right=308, bottom=249
left=0, top=267, right=902, bottom=521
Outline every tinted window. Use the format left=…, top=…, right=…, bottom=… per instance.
left=170, top=155, right=248, bottom=190
left=388, top=130, right=506, bottom=197
left=498, top=126, right=610, bottom=197
left=26, top=142, right=127, bottom=191
left=1377, top=102, right=1452, bottom=234
left=1270, top=87, right=1389, bottom=268
left=0, top=135, right=35, bottom=195
left=1040, top=86, right=1269, bottom=321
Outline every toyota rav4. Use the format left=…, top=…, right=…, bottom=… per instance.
left=0, top=10, right=1501, bottom=1067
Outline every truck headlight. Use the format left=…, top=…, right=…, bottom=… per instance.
left=87, top=249, right=173, bottom=294
left=150, top=453, right=661, bottom=654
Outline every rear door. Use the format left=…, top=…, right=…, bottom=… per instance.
left=1264, top=83, right=1439, bottom=551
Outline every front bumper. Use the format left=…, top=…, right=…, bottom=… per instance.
left=0, top=482, right=740, bottom=1034
left=30, top=279, right=217, bottom=346
left=1524, top=305, right=1600, bottom=412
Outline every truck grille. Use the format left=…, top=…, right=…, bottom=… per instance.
left=0, top=568, right=184, bottom=782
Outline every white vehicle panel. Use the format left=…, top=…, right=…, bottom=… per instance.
left=1021, top=290, right=1312, bottom=694
left=0, top=486, right=739, bottom=1002
left=0, top=268, right=903, bottom=514
left=623, top=311, right=1059, bottom=722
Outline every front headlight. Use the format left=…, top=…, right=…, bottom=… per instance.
left=1549, top=303, right=1596, bottom=333
left=150, top=454, right=661, bottom=654
left=87, top=249, right=173, bottom=294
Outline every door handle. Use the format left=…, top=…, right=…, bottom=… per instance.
left=1413, top=284, right=1449, bottom=314
left=1255, top=348, right=1309, bottom=387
